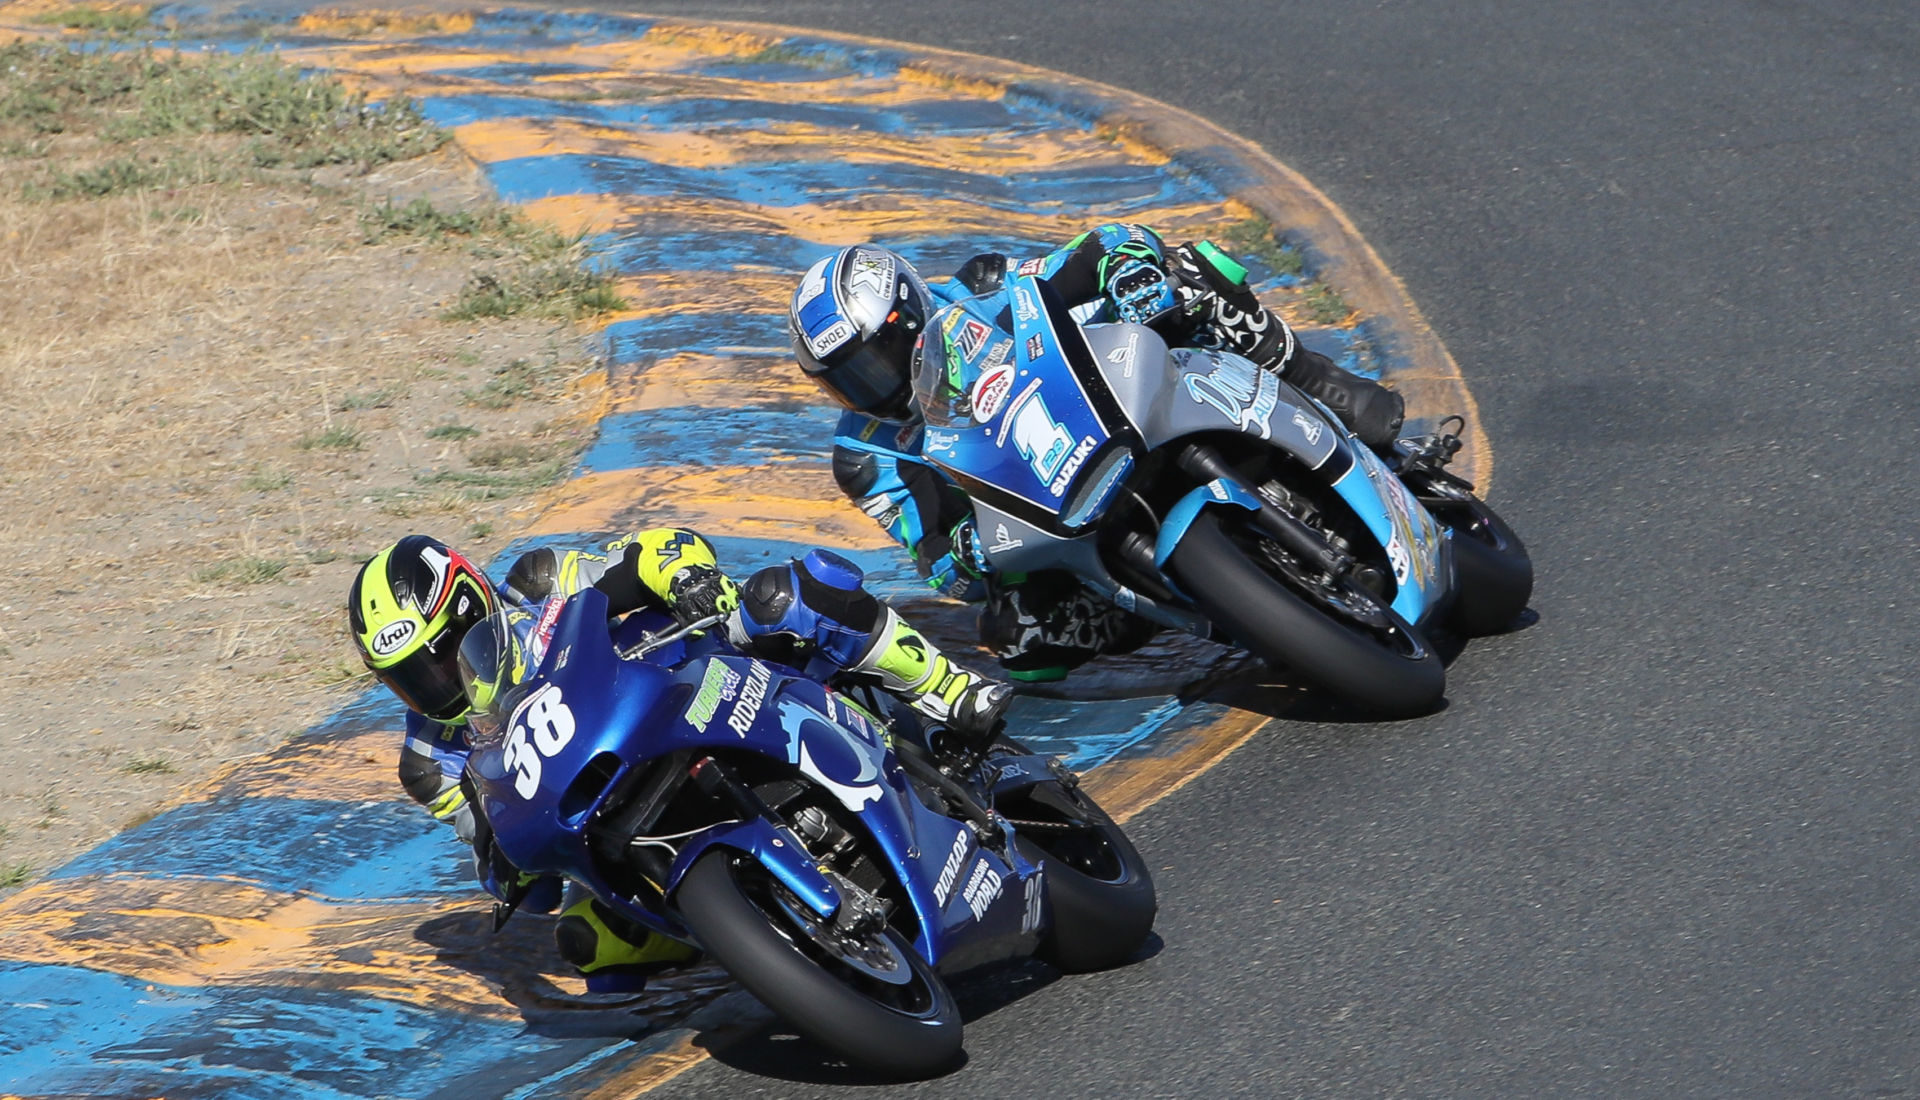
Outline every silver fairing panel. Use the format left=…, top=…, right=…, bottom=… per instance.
left=1080, top=323, right=1342, bottom=469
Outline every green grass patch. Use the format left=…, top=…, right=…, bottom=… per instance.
left=1299, top=281, right=1353, bottom=325
left=194, top=556, right=288, bottom=584
left=29, top=5, right=151, bottom=33
left=0, top=864, right=34, bottom=890
left=0, top=39, right=448, bottom=196
left=1215, top=216, right=1306, bottom=279
left=241, top=469, right=293, bottom=492
left=122, top=757, right=176, bottom=775
left=335, top=384, right=406, bottom=411
left=414, top=459, right=571, bottom=499
left=460, top=358, right=549, bottom=409
left=296, top=425, right=364, bottom=451
left=359, top=196, right=518, bottom=243
left=425, top=423, right=480, bottom=441
left=467, top=439, right=561, bottom=468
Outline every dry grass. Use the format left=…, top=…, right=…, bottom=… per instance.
left=0, top=43, right=617, bottom=885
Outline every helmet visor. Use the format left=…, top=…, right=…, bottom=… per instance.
left=372, top=627, right=470, bottom=723
left=372, top=576, right=492, bottom=723
left=806, top=323, right=918, bottom=420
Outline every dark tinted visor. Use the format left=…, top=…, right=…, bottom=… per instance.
left=808, top=324, right=917, bottom=420
left=374, top=588, right=489, bottom=722
left=373, top=633, right=469, bottom=722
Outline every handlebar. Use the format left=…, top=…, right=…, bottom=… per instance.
left=617, top=612, right=729, bottom=661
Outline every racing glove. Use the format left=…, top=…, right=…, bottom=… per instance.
left=666, top=564, right=741, bottom=625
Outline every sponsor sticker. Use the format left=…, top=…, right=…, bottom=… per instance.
left=1017, top=257, right=1047, bottom=277
left=963, top=859, right=1004, bottom=920
left=1184, top=354, right=1280, bottom=439
left=1291, top=409, right=1324, bottom=445
left=807, top=319, right=855, bottom=358
left=989, top=522, right=1023, bottom=553
left=726, top=661, right=773, bottom=737
left=1024, top=333, right=1046, bottom=362
left=847, top=248, right=895, bottom=296
left=1048, top=435, right=1099, bottom=496
left=686, top=661, right=742, bottom=732
left=970, top=363, right=1016, bottom=422
left=934, top=827, right=973, bottom=907
left=957, top=318, right=991, bottom=360
left=369, top=618, right=417, bottom=657
left=1013, top=286, right=1040, bottom=323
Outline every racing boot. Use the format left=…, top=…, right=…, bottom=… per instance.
left=554, top=897, right=699, bottom=993
left=1281, top=348, right=1406, bottom=453
left=847, top=606, right=1013, bottom=756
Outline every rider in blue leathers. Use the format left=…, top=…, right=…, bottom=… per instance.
left=789, top=224, right=1407, bottom=681
left=347, top=530, right=1010, bottom=990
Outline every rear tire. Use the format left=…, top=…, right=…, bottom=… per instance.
left=1166, top=509, right=1445, bottom=718
left=677, top=850, right=961, bottom=1079
left=1007, top=783, right=1156, bottom=973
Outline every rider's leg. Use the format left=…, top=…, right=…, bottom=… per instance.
left=734, top=549, right=1010, bottom=739
left=980, top=572, right=1158, bottom=683
left=554, top=891, right=698, bottom=993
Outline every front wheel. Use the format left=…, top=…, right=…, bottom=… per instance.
left=1430, top=492, right=1532, bottom=636
left=676, top=850, right=962, bottom=1079
left=1166, top=509, right=1445, bottom=718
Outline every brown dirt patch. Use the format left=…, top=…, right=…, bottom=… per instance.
left=0, top=143, right=607, bottom=885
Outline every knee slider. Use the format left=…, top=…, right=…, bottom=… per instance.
left=741, top=564, right=797, bottom=627
left=554, top=911, right=598, bottom=970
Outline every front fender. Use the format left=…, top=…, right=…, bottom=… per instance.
left=1153, top=478, right=1263, bottom=568
left=667, top=817, right=840, bottom=919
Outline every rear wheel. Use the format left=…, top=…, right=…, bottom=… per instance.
left=677, top=849, right=961, bottom=1079
left=1166, top=509, right=1445, bottom=718
left=1001, top=778, right=1155, bottom=973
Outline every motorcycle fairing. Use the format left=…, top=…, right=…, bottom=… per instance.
left=473, top=590, right=1050, bottom=969
left=754, top=682, right=1044, bottom=966
left=1152, top=477, right=1265, bottom=569
left=922, top=276, right=1117, bottom=518
left=1327, top=433, right=1450, bottom=623
left=1083, top=327, right=1341, bottom=470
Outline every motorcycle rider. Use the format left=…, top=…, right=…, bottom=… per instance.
left=787, top=223, right=1407, bottom=681
left=346, top=530, right=1011, bottom=991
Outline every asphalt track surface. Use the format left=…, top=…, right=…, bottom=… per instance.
left=596, top=2, right=1920, bottom=1097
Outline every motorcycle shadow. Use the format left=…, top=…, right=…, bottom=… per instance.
left=693, top=934, right=1169, bottom=1084
left=413, top=910, right=739, bottom=1040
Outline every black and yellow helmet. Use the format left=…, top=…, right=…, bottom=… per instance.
left=347, top=535, right=498, bottom=723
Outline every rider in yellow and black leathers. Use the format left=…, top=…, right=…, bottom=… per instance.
left=347, top=528, right=1010, bottom=992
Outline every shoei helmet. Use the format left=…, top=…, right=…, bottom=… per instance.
left=348, top=535, right=498, bottom=723
left=789, top=245, right=932, bottom=422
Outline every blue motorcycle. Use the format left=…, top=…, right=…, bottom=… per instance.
left=456, top=591, right=1155, bottom=1078
left=918, top=274, right=1532, bottom=717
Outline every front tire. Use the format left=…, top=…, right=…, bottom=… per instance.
left=1433, top=494, right=1533, bottom=635
left=676, top=850, right=962, bottom=1079
left=1166, top=509, right=1445, bottom=718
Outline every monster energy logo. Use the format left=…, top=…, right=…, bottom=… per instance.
left=687, top=662, right=741, bottom=732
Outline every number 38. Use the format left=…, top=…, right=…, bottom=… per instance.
left=501, top=684, right=575, bottom=798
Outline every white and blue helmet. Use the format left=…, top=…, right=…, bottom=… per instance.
left=788, top=245, right=933, bottom=422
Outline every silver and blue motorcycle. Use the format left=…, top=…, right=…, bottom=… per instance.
left=919, top=274, right=1532, bottom=718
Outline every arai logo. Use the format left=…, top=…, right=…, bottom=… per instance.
left=970, top=363, right=1015, bottom=421
left=369, top=618, right=417, bottom=657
